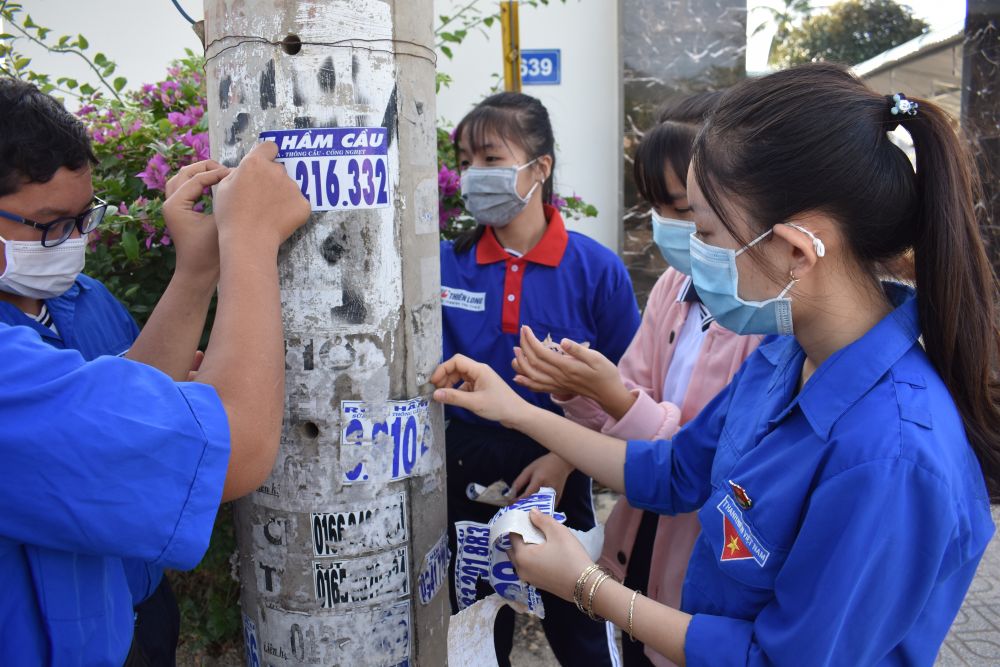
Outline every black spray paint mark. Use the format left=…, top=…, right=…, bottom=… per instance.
left=218, top=76, right=232, bottom=109
left=292, top=74, right=304, bottom=107
left=317, top=55, right=336, bottom=93
left=352, top=53, right=361, bottom=80
left=332, top=288, right=367, bottom=324
left=321, top=234, right=346, bottom=265
left=260, top=59, right=276, bottom=110
left=226, top=112, right=251, bottom=145
left=294, top=116, right=314, bottom=129
left=380, top=85, right=398, bottom=149
left=303, top=339, right=314, bottom=371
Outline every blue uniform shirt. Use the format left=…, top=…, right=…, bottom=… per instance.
left=441, top=206, right=641, bottom=424
left=624, top=285, right=994, bottom=666
left=0, top=275, right=164, bottom=605
left=0, top=323, right=230, bottom=667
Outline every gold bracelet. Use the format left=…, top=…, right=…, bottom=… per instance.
left=574, top=564, right=602, bottom=613
left=627, top=589, right=641, bottom=641
left=586, top=572, right=612, bottom=621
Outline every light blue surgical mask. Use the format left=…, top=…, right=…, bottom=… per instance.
left=688, top=227, right=796, bottom=335
left=651, top=210, right=696, bottom=275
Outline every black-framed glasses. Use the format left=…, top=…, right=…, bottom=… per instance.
left=0, top=197, right=112, bottom=247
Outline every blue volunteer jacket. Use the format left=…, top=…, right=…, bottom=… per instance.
left=441, top=205, right=641, bottom=424
left=625, top=284, right=994, bottom=666
left=0, top=275, right=166, bottom=605
left=0, top=288, right=230, bottom=665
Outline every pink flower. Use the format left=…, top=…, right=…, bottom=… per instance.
left=180, top=131, right=210, bottom=161
left=439, top=205, right=462, bottom=229
left=76, top=104, right=96, bottom=116
left=130, top=120, right=143, bottom=132
left=117, top=203, right=128, bottom=215
left=160, top=232, right=171, bottom=246
left=137, top=154, right=170, bottom=191
left=438, top=164, right=460, bottom=198
left=552, top=194, right=568, bottom=209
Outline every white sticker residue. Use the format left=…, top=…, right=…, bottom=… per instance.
left=260, top=127, right=391, bottom=211
left=341, top=397, right=431, bottom=484
left=313, top=547, right=409, bottom=609
left=447, top=594, right=507, bottom=667
left=311, top=492, right=408, bottom=558
left=417, top=531, right=450, bottom=605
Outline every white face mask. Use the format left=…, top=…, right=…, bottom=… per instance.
left=0, top=235, right=86, bottom=299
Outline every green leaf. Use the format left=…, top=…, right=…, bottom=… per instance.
left=113, top=76, right=126, bottom=92
left=94, top=52, right=107, bottom=66
left=483, top=16, right=495, bottom=27
left=441, top=45, right=453, bottom=59
left=123, top=283, right=140, bottom=299
left=57, top=34, right=70, bottom=47
left=77, top=34, right=88, bottom=50
left=121, top=230, right=139, bottom=262
left=0, top=33, right=15, bottom=40
left=13, top=56, right=30, bottom=70
left=23, top=14, right=35, bottom=29
left=79, top=83, right=95, bottom=95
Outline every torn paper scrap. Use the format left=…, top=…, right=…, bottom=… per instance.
left=448, top=594, right=508, bottom=667
left=466, top=480, right=513, bottom=506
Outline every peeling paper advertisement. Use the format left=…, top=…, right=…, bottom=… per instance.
left=254, top=601, right=410, bottom=666
left=311, top=492, right=408, bottom=558
left=341, top=397, right=432, bottom=485
left=417, top=531, right=450, bottom=606
left=454, top=488, right=604, bottom=619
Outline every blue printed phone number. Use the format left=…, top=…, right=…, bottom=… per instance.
left=260, top=127, right=391, bottom=212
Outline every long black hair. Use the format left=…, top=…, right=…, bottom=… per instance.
left=451, top=92, right=555, bottom=254
left=635, top=91, right=722, bottom=208
left=693, top=62, right=1000, bottom=500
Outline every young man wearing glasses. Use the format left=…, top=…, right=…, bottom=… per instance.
left=0, top=78, right=311, bottom=666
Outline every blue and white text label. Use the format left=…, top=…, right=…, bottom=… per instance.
left=259, top=127, right=391, bottom=212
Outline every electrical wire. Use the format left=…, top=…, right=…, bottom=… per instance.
left=171, top=0, right=196, bottom=25
left=203, top=35, right=437, bottom=66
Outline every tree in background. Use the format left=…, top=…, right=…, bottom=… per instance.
left=750, top=0, right=813, bottom=68
left=775, top=0, right=929, bottom=68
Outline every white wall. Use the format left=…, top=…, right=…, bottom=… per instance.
left=10, top=0, right=203, bottom=95
left=435, top=0, right=622, bottom=252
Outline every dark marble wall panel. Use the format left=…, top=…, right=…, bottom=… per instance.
left=621, top=0, right=746, bottom=306
left=962, top=0, right=1000, bottom=278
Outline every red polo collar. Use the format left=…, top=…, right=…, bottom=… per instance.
left=476, top=204, right=569, bottom=267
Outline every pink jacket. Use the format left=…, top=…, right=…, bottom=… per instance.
left=556, top=268, right=760, bottom=667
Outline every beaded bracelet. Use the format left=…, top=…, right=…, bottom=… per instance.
left=586, top=572, right=612, bottom=621
left=573, top=564, right=602, bottom=613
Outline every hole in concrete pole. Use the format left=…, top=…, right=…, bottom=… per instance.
left=302, top=421, right=320, bottom=438
left=281, top=34, right=302, bottom=55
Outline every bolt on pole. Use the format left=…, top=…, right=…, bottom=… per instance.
left=203, top=1, right=448, bottom=665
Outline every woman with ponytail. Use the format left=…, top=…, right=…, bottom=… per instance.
left=431, top=63, right=999, bottom=665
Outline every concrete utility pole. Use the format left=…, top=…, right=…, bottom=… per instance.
left=962, top=0, right=1000, bottom=275
left=203, top=2, right=447, bottom=665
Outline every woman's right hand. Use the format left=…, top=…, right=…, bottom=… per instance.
left=431, top=354, right=533, bottom=428
left=512, top=326, right=637, bottom=420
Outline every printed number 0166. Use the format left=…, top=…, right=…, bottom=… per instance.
left=295, top=157, right=389, bottom=209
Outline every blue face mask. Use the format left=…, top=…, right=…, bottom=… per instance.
left=651, top=210, right=696, bottom=276
left=689, top=227, right=796, bottom=335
